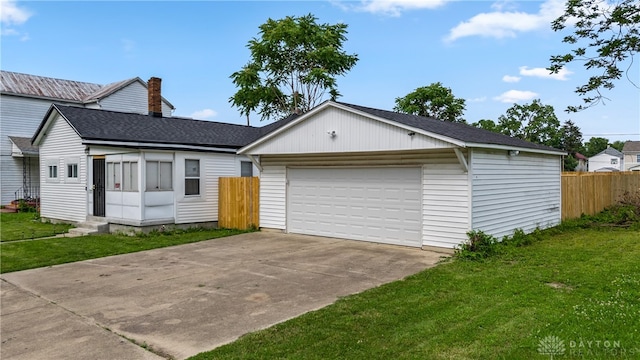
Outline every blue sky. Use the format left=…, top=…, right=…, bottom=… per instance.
left=2, top=0, right=638, bottom=142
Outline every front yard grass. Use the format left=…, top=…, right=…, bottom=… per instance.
left=1, top=212, right=73, bottom=242
left=0, top=227, right=250, bottom=273
left=191, top=224, right=640, bottom=359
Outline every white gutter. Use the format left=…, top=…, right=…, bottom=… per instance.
left=464, top=142, right=567, bottom=156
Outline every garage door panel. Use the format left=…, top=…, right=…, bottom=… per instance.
left=288, top=167, right=422, bottom=247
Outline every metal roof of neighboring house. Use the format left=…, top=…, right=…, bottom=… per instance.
left=8, top=136, right=39, bottom=155
left=34, top=105, right=261, bottom=150
left=622, top=141, right=640, bottom=152
left=592, top=147, right=624, bottom=158
left=0, top=71, right=175, bottom=109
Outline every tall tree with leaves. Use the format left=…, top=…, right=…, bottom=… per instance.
left=559, top=120, right=584, bottom=171
left=394, top=82, right=466, bottom=123
left=497, top=100, right=561, bottom=147
left=583, top=136, right=610, bottom=157
left=549, top=0, right=640, bottom=111
left=230, top=14, right=359, bottom=124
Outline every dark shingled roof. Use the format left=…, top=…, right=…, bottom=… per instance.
left=592, top=147, right=623, bottom=158
left=47, top=105, right=262, bottom=149
left=622, top=141, right=640, bottom=152
left=8, top=136, right=39, bottom=155
left=335, top=102, right=562, bottom=153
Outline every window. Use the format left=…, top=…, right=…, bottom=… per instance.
left=185, top=159, right=200, bottom=195
left=241, top=161, right=253, bottom=177
left=146, top=161, right=172, bottom=191
left=48, top=165, right=58, bottom=178
left=67, top=163, right=78, bottom=178
left=122, top=161, right=138, bottom=191
left=611, top=159, right=618, bottom=165
left=637, top=154, right=640, bottom=163
left=107, top=162, right=121, bottom=190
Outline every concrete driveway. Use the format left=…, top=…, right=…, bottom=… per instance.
left=1, top=232, right=445, bottom=359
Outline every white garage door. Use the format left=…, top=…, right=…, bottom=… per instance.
left=287, top=167, right=422, bottom=247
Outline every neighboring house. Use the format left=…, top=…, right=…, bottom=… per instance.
left=239, top=101, right=566, bottom=249
left=588, top=147, right=624, bottom=172
left=32, top=96, right=258, bottom=231
left=575, top=152, right=588, bottom=172
left=0, top=71, right=175, bottom=205
left=622, top=141, right=640, bottom=171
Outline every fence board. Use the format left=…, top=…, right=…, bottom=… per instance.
left=218, top=177, right=259, bottom=229
left=561, top=172, right=640, bottom=220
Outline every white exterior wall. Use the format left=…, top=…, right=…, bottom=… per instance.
left=249, top=107, right=455, bottom=154
left=471, top=149, right=561, bottom=239
left=589, top=153, right=623, bottom=172
left=422, top=152, right=470, bottom=248
left=175, top=152, right=238, bottom=224
left=0, top=95, right=75, bottom=203
left=39, top=115, right=87, bottom=223
left=96, top=81, right=173, bottom=117
left=259, top=165, right=287, bottom=230
left=259, top=150, right=471, bottom=248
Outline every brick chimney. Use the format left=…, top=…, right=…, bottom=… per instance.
left=148, top=77, right=162, bottom=117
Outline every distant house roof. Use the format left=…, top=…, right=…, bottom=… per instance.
left=0, top=70, right=175, bottom=109
left=33, top=105, right=260, bottom=151
left=245, top=101, right=565, bottom=155
left=622, top=141, right=640, bottom=152
left=594, top=167, right=621, bottom=172
left=8, top=136, right=39, bottom=156
left=591, top=147, right=624, bottom=158
left=575, top=152, right=587, bottom=160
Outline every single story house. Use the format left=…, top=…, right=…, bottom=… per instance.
left=240, top=101, right=566, bottom=249
left=32, top=93, right=259, bottom=231
left=588, top=147, right=624, bottom=172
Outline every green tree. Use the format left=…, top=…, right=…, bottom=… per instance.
left=583, top=136, right=610, bottom=157
left=230, top=14, right=359, bottom=124
left=394, top=82, right=466, bottom=123
left=549, top=0, right=640, bottom=112
left=496, top=100, right=561, bottom=147
left=471, top=119, right=499, bottom=132
left=558, top=120, right=584, bottom=171
left=610, top=140, right=627, bottom=151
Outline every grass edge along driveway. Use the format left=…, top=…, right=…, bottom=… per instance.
left=190, top=225, right=640, bottom=360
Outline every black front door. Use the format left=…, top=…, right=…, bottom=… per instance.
left=93, top=158, right=106, bottom=217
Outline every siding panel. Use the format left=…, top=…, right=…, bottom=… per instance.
left=471, top=149, right=561, bottom=239
left=260, top=166, right=286, bottom=229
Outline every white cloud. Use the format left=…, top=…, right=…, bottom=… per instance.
left=0, top=0, right=31, bottom=25
left=502, top=75, right=521, bottom=83
left=341, top=0, right=449, bottom=17
left=1, top=0, right=32, bottom=38
left=191, top=109, right=218, bottom=119
left=493, top=90, right=538, bottom=103
left=444, top=0, right=565, bottom=42
left=519, top=66, right=572, bottom=80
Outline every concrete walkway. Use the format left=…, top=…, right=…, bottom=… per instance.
left=1, top=232, right=446, bottom=359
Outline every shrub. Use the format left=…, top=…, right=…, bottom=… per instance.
left=455, top=230, right=498, bottom=260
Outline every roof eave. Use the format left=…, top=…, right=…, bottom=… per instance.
left=465, top=142, right=567, bottom=156
left=82, top=139, right=239, bottom=153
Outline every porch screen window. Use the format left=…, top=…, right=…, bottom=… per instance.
left=185, top=159, right=200, bottom=196
left=67, top=163, right=78, bottom=178
left=146, top=161, right=172, bottom=191
left=107, top=162, right=121, bottom=190
left=48, top=165, right=58, bottom=178
left=122, top=161, right=138, bottom=191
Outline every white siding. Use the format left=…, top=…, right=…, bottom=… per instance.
left=98, top=81, right=173, bottom=117
left=422, top=152, right=470, bottom=248
left=39, top=115, right=87, bottom=223
left=248, top=107, right=455, bottom=155
left=471, top=149, right=561, bottom=239
left=175, top=152, right=237, bottom=224
left=259, top=165, right=286, bottom=230
left=589, top=153, right=623, bottom=172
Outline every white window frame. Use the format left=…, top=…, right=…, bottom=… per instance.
left=611, top=158, right=618, bottom=165
left=46, top=159, right=59, bottom=183
left=122, top=161, right=139, bottom=192
left=107, top=161, right=121, bottom=190
left=241, top=161, right=253, bottom=177
left=184, top=159, right=201, bottom=196
left=146, top=160, right=173, bottom=191
left=636, top=154, right=640, bottom=163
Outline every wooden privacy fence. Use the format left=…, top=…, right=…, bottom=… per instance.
left=218, top=177, right=259, bottom=230
left=562, top=172, right=640, bottom=220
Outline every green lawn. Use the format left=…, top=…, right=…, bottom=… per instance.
left=191, top=225, right=640, bottom=360
left=1, top=212, right=73, bottom=241
left=0, top=227, right=250, bottom=273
